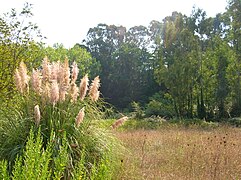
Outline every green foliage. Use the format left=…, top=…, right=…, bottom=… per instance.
left=0, top=127, right=118, bottom=179
left=131, top=101, right=144, bottom=119
left=0, top=160, right=9, bottom=180
left=84, top=24, right=159, bottom=109
left=0, top=3, right=45, bottom=102
left=11, top=129, right=53, bottom=180
left=227, top=118, right=241, bottom=127
left=145, top=92, right=175, bottom=118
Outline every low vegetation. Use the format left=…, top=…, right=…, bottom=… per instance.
left=114, top=123, right=241, bottom=179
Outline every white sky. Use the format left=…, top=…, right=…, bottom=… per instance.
left=0, top=0, right=228, bottom=48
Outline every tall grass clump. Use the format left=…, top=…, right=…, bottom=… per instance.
left=0, top=57, right=122, bottom=179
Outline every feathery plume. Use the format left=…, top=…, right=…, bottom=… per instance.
left=34, top=105, right=41, bottom=126
left=63, top=58, right=70, bottom=87
left=112, top=116, right=128, bottom=129
left=50, top=61, right=59, bottom=81
left=59, top=86, right=67, bottom=102
left=50, top=80, right=59, bottom=105
left=18, top=61, right=30, bottom=93
left=79, top=74, right=89, bottom=101
left=42, top=57, right=51, bottom=82
left=75, top=107, right=85, bottom=128
left=42, top=82, right=50, bottom=103
left=89, top=76, right=100, bottom=102
left=69, top=82, right=79, bottom=102
left=59, top=58, right=70, bottom=89
left=31, top=69, right=42, bottom=95
left=14, top=69, right=23, bottom=93
left=71, top=61, right=79, bottom=83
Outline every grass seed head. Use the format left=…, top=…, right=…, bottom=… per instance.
left=71, top=61, right=79, bottom=83
left=75, top=107, right=85, bottom=128
left=79, top=74, right=89, bottom=101
left=34, top=105, right=41, bottom=126
left=89, top=76, right=100, bottom=102
left=50, top=80, right=59, bottom=105
left=31, top=68, right=42, bottom=95
left=112, top=116, right=128, bottom=129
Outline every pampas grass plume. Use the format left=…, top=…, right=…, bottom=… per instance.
left=50, top=61, right=59, bottom=81
left=75, top=107, right=85, bottom=128
left=14, top=69, right=23, bottom=93
left=42, top=57, right=51, bottom=82
left=18, top=61, right=30, bottom=93
left=69, top=82, right=79, bottom=102
left=31, top=69, right=42, bottom=95
left=50, top=80, right=59, bottom=105
left=89, top=76, right=100, bottom=102
left=79, top=74, right=89, bottom=101
left=71, top=61, right=79, bottom=83
left=112, top=116, right=128, bottom=129
left=34, top=105, right=41, bottom=126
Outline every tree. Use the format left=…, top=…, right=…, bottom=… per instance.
left=0, top=3, right=45, bottom=101
left=84, top=24, right=159, bottom=108
left=225, top=0, right=241, bottom=116
left=155, top=12, right=200, bottom=117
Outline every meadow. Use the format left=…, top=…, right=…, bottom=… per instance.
left=113, top=121, right=241, bottom=180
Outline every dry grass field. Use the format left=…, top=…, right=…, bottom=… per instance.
left=114, top=126, right=241, bottom=180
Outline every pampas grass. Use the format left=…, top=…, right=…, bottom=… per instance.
left=75, top=107, right=85, bottom=128
left=112, top=116, right=128, bottom=129
left=34, top=105, right=41, bottom=126
left=71, top=61, right=79, bottom=84
left=50, top=80, right=59, bottom=105
left=79, top=74, right=89, bottom=101
left=89, top=76, right=100, bottom=102
left=14, top=62, right=30, bottom=94
left=13, top=58, right=101, bottom=106
left=42, top=57, right=51, bottom=82
left=2, top=57, right=120, bottom=179
left=31, top=69, right=42, bottom=95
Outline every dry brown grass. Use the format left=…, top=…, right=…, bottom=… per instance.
left=114, top=126, right=241, bottom=180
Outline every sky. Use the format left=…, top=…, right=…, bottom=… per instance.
left=0, top=0, right=228, bottom=48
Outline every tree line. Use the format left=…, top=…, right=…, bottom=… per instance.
left=1, top=0, right=241, bottom=119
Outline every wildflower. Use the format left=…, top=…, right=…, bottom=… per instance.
left=71, top=61, right=79, bottom=83
left=75, top=107, right=85, bottom=128
left=31, top=69, right=42, bottom=95
left=79, top=74, right=89, bottom=101
left=112, top=116, right=128, bottom=129
left=50, top=80, right=59, bottom=105
left=34, top=105, right=41, bottom=126
left=89, top=76, right=100, bottom=102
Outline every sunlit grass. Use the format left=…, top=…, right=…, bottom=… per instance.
left=114, top=126, right=241, bottom=179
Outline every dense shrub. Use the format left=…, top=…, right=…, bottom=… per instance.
left=145, top=92, right=175, bottom=118
left=0, top=58, right=122, bottom=179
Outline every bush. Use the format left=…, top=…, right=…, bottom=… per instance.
left=0, top=58, right=122, bottom=178
left=145, top=92, right=175, bottom=118
left=131, top=101, right=145, bottom=119
left=0, top=128, right=116, bottom=179
left=227, top=117, right=241, bottom=127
